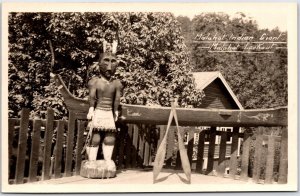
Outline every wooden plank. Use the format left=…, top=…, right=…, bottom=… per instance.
left=8, top=119, right=17, bottom=164
left=278, top=126, right=288, bottom=184
left=265, top=131, right=276, bottom=184
left=75, top=120, right=85, bottom=175
left=206, top=127, right=216, bottom=175
left=53, top=75, right=287, bottom=127
left=175, top=130, right=185, bottom=170
left=28, top=120, right=42, bottom=182
left=42, top=108, right=54, bottom=181
left=54, top=121, right=65, bottom=178
left=64, top=111, right=76, bottom=177
left=118, top=127, right=126, bottom=169
left=112, top=126, right=119, bottom=163
left=149, top=126, right=157, bottom=166
left=131, top=124, right=139, bottom=168
left=196, top=130, right=206, bottom=174
left=229, top=127, right=240, bottom=179
left=217, top=131, right=227, bottom=177
left=143, top=125, right=150, bottom=166
left=187, top=130, right=194, bottom=166
left=125, top=124, right=133, bottom=168
left=240, top=129, right=251, bottom=181
left=138, top=124, right=145, bottom=167
left=252, top=127, right=264, bottom=183
left=8, top=119, right=17, bottom=181
left=15, top=108, right=30, bottom=184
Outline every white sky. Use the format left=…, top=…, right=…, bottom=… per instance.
left=3, top=2, right=289, bottom=31
left=170, top=3, right=288, bottom=31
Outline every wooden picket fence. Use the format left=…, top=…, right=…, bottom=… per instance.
left=8, top=108, right=287, bottom=185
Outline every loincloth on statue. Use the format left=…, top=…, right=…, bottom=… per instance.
left=91, top=107, right=116, bottom=132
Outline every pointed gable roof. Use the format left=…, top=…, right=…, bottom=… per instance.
left=193, top=71, right=244, bottom=110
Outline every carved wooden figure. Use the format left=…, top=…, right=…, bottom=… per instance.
left=80, top=40, right=122, bottom=178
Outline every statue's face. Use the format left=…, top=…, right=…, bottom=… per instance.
left=99, top=53, right=118, bottom=79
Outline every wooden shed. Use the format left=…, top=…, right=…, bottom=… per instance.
left=192, top=71, right=243, bottom=110
left=187, top=72, right=243, bottom=170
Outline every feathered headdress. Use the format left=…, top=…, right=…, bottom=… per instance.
left=102, top=40, right=118, bottom=54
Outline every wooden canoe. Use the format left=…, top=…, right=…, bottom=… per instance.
left=52, top=74, right=287, bottom=127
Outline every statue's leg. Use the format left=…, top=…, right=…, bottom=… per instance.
left=86, top=131, right=101, bottom=161
left=102, top=132, right=115, bottom=161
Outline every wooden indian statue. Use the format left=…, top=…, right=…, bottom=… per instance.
left=80, top=40, right=122, bottom=178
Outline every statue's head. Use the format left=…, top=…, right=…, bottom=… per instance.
left=99, top=40, right=118, bottom=80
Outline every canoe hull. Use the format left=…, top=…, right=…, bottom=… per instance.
left=52, top=74, right=287, bottom=127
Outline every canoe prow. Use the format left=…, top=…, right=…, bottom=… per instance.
left=51, top=73, right=90, bottom=113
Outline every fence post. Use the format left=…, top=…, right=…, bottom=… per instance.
left=187, top=130, right=194, bottom=168
left=265, top=129, right=276, bottom=184
left=229, top=127, right=239, bottom=179
left=118, top=125, right=126, bottom=169
left=252, top=126, right=264, bottom=183
left=196, top=129, right=205, bottom=174
left=65, top=110, right=76, bottom=177
left=28, top=119, right=42, bottom=182
left=15, top=108, right=30, bottom=184
left=8, top=119, right=17, bottom=179
left=125, top=124, right=133, bottom=168
left=278, top=126, right=288, bottom=184
left=217, top=131, right=227, bottom=177
left=240, top=129, right=251, bottom=181
left=143, top=125, right=150, bottom=166
left=206, top=127, right=216, bottom=175
left=42, top=108, right=54, bottom=181
left=54, top=120, right=65, bottom=178
left=131, top=124, right=139, bottom=168
left=75, top=120, right=85, bottom=175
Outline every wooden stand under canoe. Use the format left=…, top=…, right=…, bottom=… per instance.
left=80, top=160, right=116, bottom=179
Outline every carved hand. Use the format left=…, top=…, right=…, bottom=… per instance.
left=114, top=111, right=119, bottom=121
left=87, top=107, right=94, bottom=120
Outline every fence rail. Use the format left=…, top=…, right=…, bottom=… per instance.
left=8, top=107, right=287, bottom=185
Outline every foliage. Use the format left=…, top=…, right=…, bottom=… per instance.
left=178, top=12, right=287, bottom=109
left=8, top=12, right=204, bottom=119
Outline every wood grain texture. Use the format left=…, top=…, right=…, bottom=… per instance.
left=217, top=131, right=227, bottom=177
left=42, top=108, right=54, bottom=181
left=75, top=120, right=85, bottom=175
left=118, top=127, right=126, bottom=169
left=229, top=127, right=239, bottom=179
left=28, top=120, right=42, bottom=182
left=64, top=111, right=76, bottom=177
left=125, top=125, right=133, bottom=168
left=120, top=104, right=287, bottom=127
left=240, top=129, right=251, bottom=181
left=265, top=132, right=276, bottom=184
left=252, top=127, right=264, bottom=183
left=278, top=127, right=288, bottom=184
left=206, top=127, right=216, bottom=175
left=54, top=74, right=286, bottom=127
left=196, top=130, right=206, bottom=174
left=131, top=124, right=139, bottom=168
left=54, top=121, right=65, bottom=178
left=15, top=108, right=30, bottom=184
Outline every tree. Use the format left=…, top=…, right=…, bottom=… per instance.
left=8, top=12, right=204, bottom=119
left=188, top=12, right=287, bottom=109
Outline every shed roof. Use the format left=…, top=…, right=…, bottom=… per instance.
left=193, top=72, right=243, bottom=110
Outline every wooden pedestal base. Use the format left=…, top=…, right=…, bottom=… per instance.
left=80, top=160, right=116, bottom=179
